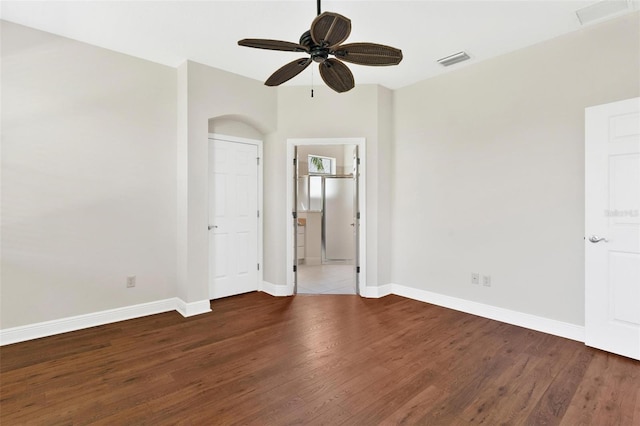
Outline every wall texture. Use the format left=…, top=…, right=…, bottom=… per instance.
left=391, top=13, right=640, bottom=326
left=1, top=21, right=177, bottom=328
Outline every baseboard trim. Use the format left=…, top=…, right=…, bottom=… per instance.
left=392, top=284, right=585, bottom=342
left=0, top=284, right=585, bottom=345
left=0, top=297, right=212, bottom=346
left=360, top=284, right=393, bottom=298
left=260, top=281, right=291, bottom=297
left=175, top=299, right=212, bottom=317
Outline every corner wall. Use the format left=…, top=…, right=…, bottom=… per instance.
left=176, top=61, right=276, bottom=304
left=263, top=85, right=393, bottom=288
left=391, top=13, right=640, bottom=326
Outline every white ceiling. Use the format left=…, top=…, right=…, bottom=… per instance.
left=1, top=1, right=638, bottom=90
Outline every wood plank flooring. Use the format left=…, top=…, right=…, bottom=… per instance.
left=1, top=292, right=639, bottom=425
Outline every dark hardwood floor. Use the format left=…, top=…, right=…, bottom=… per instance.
left=1, top=292, right=638, bottom=425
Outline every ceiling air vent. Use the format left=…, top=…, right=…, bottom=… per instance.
left=575, top=0, right=631, bottom=25
left=437, top=51, right=470, bottom=67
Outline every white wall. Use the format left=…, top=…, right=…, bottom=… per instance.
left=1, top=21, right=178, bottom=328
left=392, top=13, right=640, bottom=326
left=176, top=61, right=276, bottom=303
left=377, top=86, right=393, bottom=285
left=208, top=117, right=263, bottom=141
left=1, top=23, right=277, bottom=330
left=263, top=85, right=393, bottom=287
left=3, top=11, right=638, bottom=337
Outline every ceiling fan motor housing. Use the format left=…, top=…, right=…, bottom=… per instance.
left=300, top=30, right=328, bottom=63
left=299, top=30, right=314, bottom=47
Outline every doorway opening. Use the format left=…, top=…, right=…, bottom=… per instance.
left=286, top=138, right=366, bottom=296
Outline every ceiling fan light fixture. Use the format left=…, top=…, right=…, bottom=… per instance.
left=437, top=51, right=470, bottom=67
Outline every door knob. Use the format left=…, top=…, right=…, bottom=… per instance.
left=588, top=235, right=608, bottom=243
left=208, top=225, right=218, bottom=230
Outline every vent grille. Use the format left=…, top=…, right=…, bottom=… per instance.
left=437, top=51, right=470, bottom=67
left=576, top=0, right=631, bottom=25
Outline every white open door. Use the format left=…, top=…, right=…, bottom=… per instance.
left=209, top=138, right=259, bottom=299
left=323, top=176, right=355, bottom=262
left=353, top=145, right=360, bottom=295
left=585, top=97, right=640, bottom=360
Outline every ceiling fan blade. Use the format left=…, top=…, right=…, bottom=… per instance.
left=332, top=43, right=403, bottom=66
left=310, top=12, right=351, bottom=48
left=238, top=39, right=309, bottom=53
left=265, top=58, right=312, bottom=86
left=319, top=58, right=354, bottom=93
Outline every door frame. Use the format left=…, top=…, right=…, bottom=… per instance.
left=286, top=138, right=367, bottom=296
left=208, top=133, right=264, bottom=297
left=584, top=98, right=640, bottom=360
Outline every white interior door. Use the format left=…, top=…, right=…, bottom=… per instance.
left=585, top=97, right=640, bottom=360
left=209, top=139, right=259, bottom=299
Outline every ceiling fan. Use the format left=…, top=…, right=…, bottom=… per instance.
left=237, top=0, right=403, bottom=93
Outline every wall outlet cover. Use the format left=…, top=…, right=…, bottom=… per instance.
left=482, top=275, right=491, bottom=287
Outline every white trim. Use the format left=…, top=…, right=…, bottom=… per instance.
left=260, top=281, right=292, bottom=297
left=360, top=284, right=393, bottom=298
left=209, top=133, right=261, bottom=146
left=391, top=284, right=585, bottom=342
left=208, top=133, right=264, bottom=298
left=0, top=298, right=205, bottom=346
left=286, top=138, right=367, bottom=296
left=1, top=285, right=585, bottom=346
left=175, top=299, right=212, bottom=317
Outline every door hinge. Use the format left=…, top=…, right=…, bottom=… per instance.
left=257, top=210, right=260, bottom=218
left=357, top=157, right=361, bottom=165
left=293, top=158, right=297, bottom=166
left=293, top=265, right=297, bottom=272
left=257, top=157, right=260, bottom=166
left=292, top=211, right=297, bottom=219
left=257, top=263, right=260, bottom=271
left=357, top=266, right=360, bottom=273
left=357, top=212, right=361, bottom=219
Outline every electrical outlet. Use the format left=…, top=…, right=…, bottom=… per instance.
left=126, top=276, right=136, bottom=288
left=482, top=275, right=491, bottom=287
left=471, top=273, right=480, bottom=285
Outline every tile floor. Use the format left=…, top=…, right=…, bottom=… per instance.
left=296, top=264, right=356, bottom=294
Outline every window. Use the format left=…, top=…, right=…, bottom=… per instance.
left=308, top=155, right=335, bottom=175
